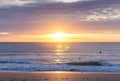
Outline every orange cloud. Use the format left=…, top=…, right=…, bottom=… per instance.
left=0, top=32, right=10, bottom=35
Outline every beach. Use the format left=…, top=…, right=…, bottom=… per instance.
left=0, top=72, right=119, bottom=81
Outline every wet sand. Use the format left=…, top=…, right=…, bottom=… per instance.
left=0, top=71, right=119, bottom=81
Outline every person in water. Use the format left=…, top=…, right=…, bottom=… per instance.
left=79, top=57, right=81, bottom=60
left=99, top=51, right=102, bottom=54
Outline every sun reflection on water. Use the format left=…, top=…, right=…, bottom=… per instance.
left=55, top=44, right=70, bottom=53
left=54, top=44, right=70, bottom=63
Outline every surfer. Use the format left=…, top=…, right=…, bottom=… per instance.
left=79, top=57, right=81, bottom=60
left=99, top=51, right=102, bottom=54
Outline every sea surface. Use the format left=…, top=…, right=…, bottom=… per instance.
left=0, top=42, right=120, bottom=72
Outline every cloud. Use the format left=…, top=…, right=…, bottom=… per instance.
left=0, top=0, right=34, bottom=7
left=0, top=0, right=120, bottom=42
left=51, top=0, right=93, bottom=3
left=0, top=0, right=120, bottom=35
left=0, top=0, right=94, bottom=7
left=85, top=8, right=120, bottom=22
left=0, top=32, right=10, bottom=35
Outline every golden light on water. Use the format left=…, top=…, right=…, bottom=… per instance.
left=54, top=71, right=64, bottom=74
left=54, top=44, right=70, bottom=63
left=55, top=44, right=70, bottom=53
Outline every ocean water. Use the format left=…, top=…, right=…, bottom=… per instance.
left=0, top=42, right=120, bottom=72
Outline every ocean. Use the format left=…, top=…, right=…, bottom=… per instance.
left=0, top=42, right=120, bottom=72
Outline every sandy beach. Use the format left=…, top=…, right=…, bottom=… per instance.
left=0, top=72, right=119, bottom=81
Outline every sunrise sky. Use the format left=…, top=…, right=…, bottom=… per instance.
left=0, top=0, right=120, bottom=42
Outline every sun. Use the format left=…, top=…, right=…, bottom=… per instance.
left=48, top=32, right=65, bottom=42
left=50, top=32, right=65, bottom=38
left=47, top=32, right=74, bottom=42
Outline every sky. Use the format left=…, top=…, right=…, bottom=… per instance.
left=0, top=0, right=120, bottom=42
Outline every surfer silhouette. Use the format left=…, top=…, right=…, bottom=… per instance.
left=99, top=51, right=102, bottom=54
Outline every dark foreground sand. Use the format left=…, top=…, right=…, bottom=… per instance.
left=0, top=71, right=119, bottom=81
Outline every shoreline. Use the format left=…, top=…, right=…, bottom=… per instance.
left=0, top=71, right=119, bottom=81
left=0, top=71, right=120, bottom=73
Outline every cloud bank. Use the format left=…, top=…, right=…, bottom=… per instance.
left=0, top=0, right=120, bottom=35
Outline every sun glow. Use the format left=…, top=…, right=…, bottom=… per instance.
left=49, top=32, right=65, bottom=38
left=47, top=32, right=75, bottom=42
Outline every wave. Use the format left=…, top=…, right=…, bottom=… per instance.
left=66, top=61, right=102, bottom=66
left=0, top=61, right=31, bottom=64
left=65, top=60, right=117, bottom=66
